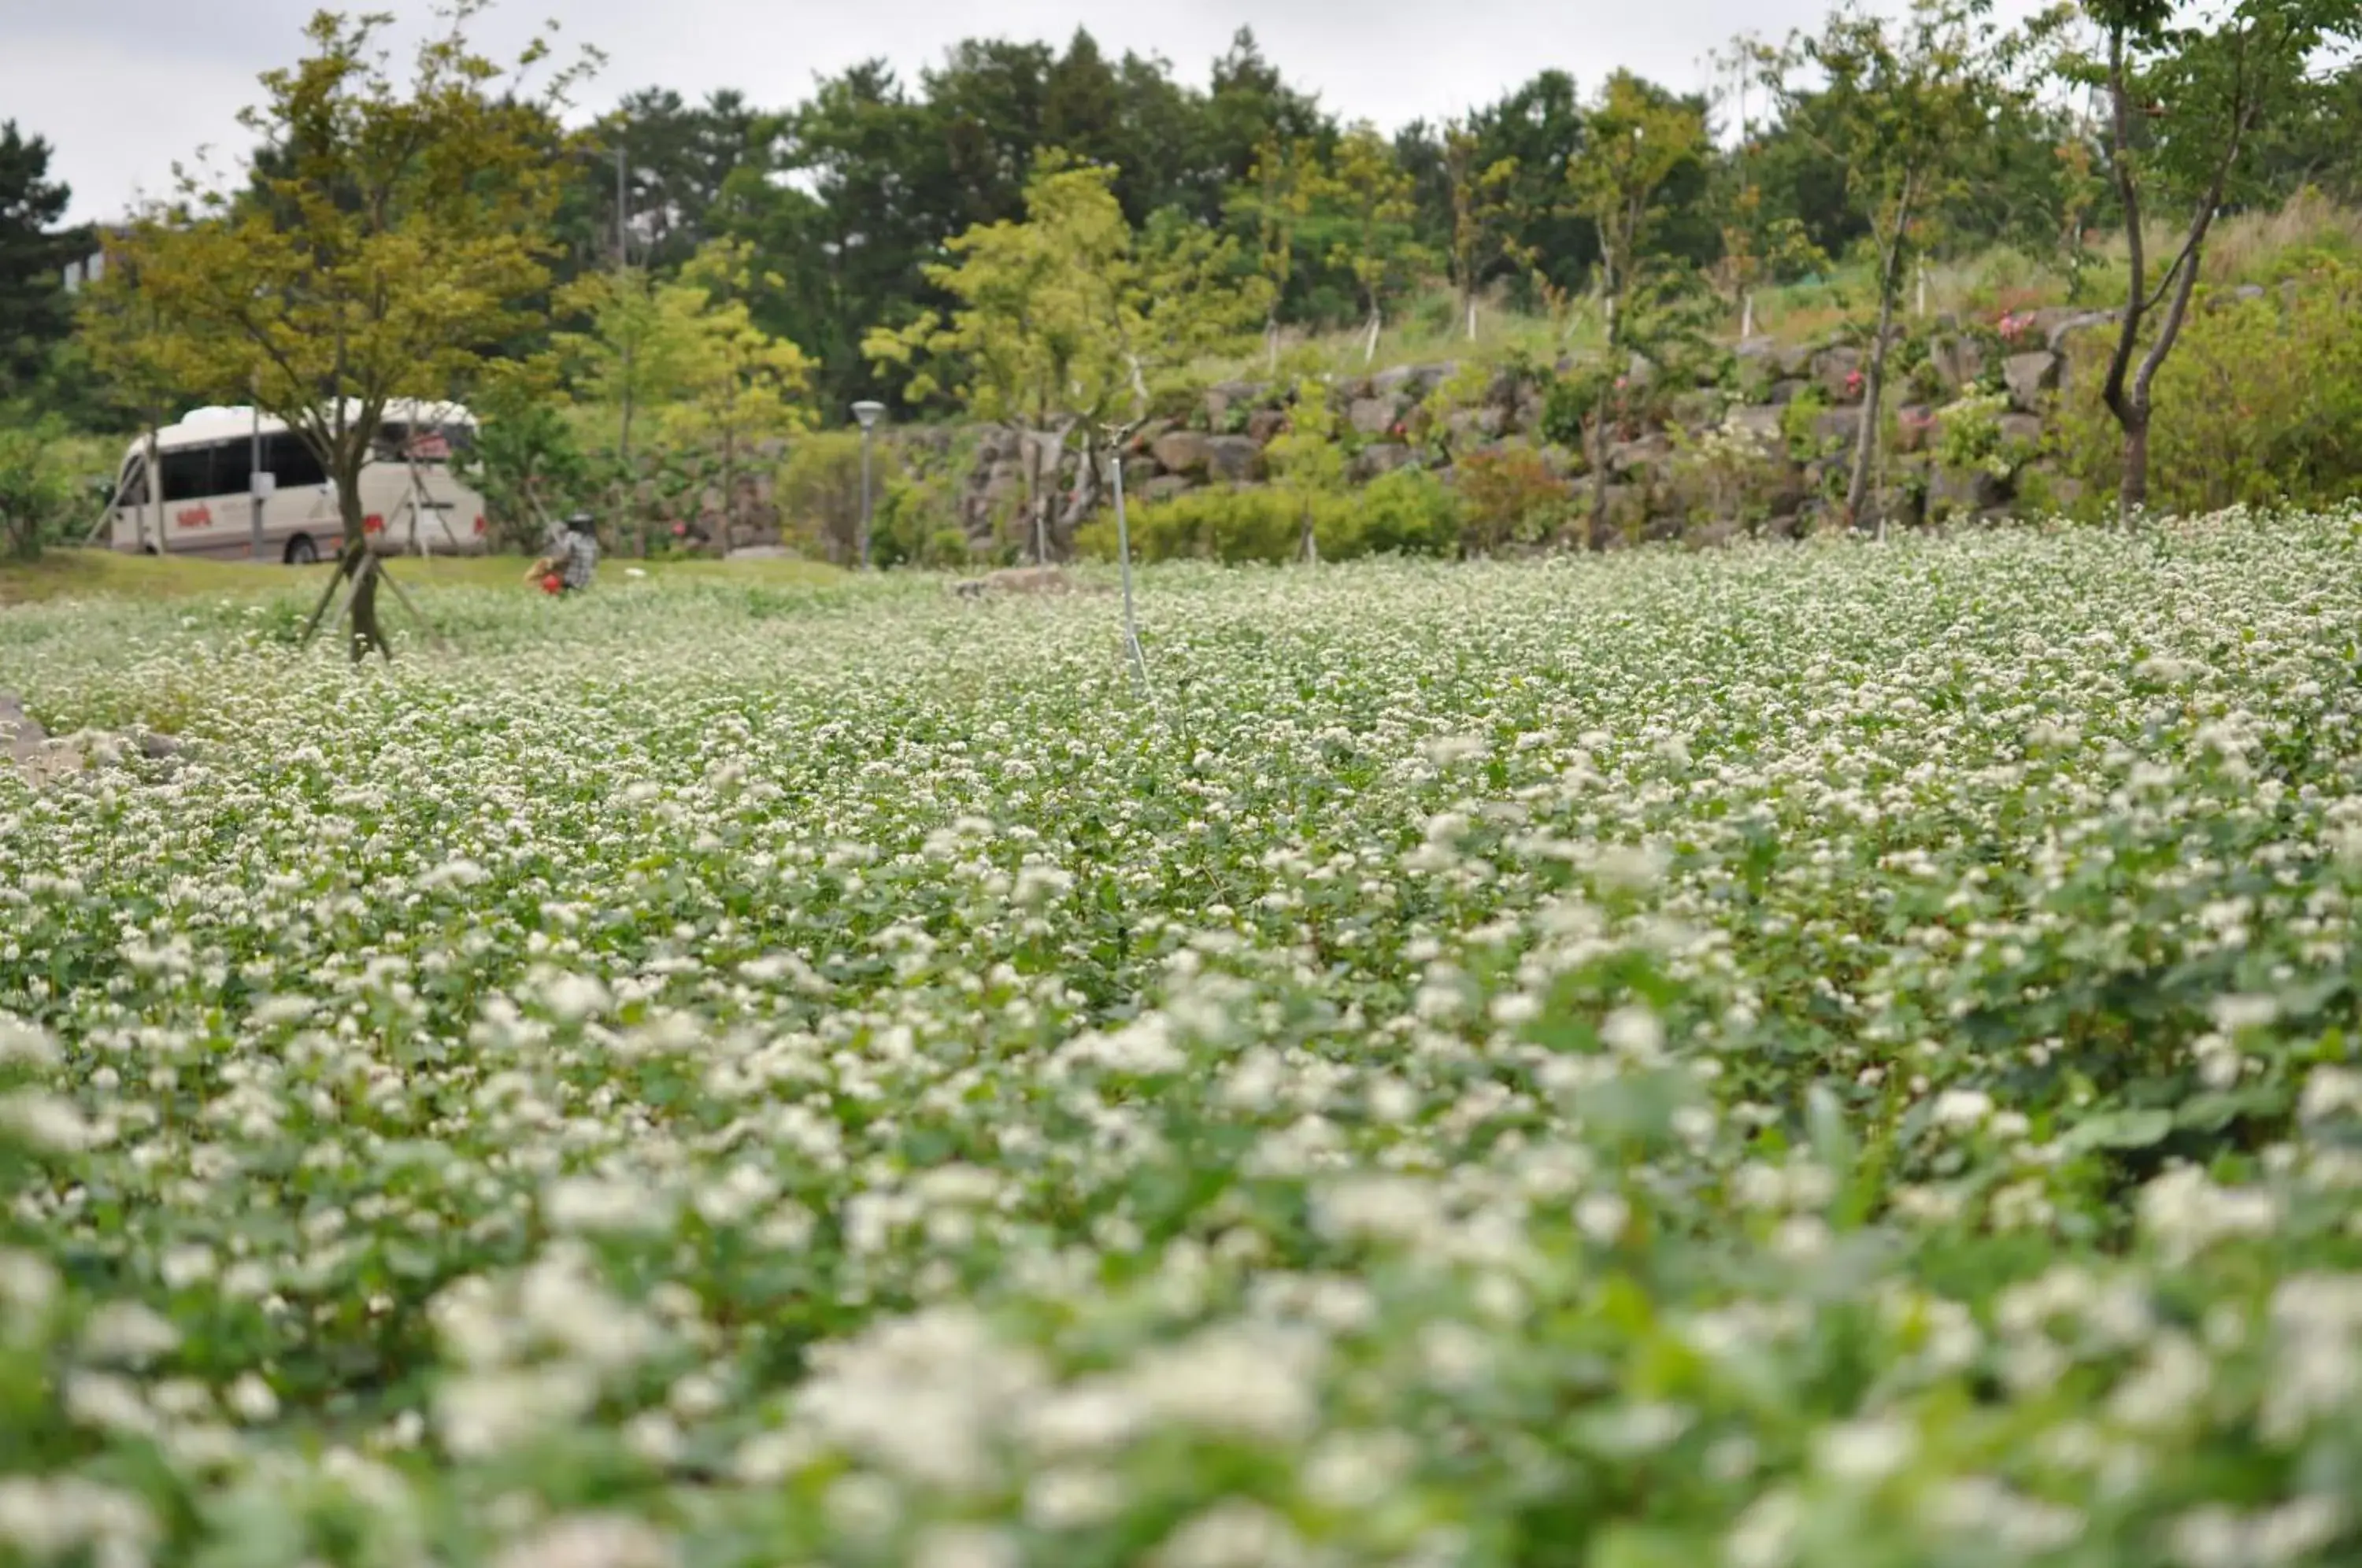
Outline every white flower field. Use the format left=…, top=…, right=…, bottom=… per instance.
left=5, top=511, right=2362, bottom=1567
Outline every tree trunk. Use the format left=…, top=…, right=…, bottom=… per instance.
left=335, top=468, right=389, bottom=663
left=2118, top=408, right=2151, bottom=516
left=2098, top=21, right=2251, bottom=525
left=1845, top=203, right=1911, bottom=531
left=1057, top=426, right=1100, bottom=534
left=1588, top=375, right=1613, bottom=550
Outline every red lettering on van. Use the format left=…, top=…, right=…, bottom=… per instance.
left=174, top=505, right=212, bottom=529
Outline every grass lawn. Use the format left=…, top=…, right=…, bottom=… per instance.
left=0, top=546, right=841, bottom=606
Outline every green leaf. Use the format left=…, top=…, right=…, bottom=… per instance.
left=2060, top=1108, right=2175, bottom=1152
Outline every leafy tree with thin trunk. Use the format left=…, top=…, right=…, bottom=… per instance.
left=1235, top=135, right=1320, bottom=371
left=1566, top=71, right=1708, bottom=545
left=1313, top=125, right=1430, bottom=364
left=1264, top=375, right=1346, bottom=562
left=82, top=4, right=589, bottom=660
left=1442, top=120, right=1523, bottom=342
left=1765, top=0, right=2008, bottom=533
left=1707, top=40, right=1829, bottom=338
left=862, top=158, right=1266, bottom=562
left=2064, top=0, right=2358, bottom=522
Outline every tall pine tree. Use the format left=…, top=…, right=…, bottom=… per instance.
left=0, top=121, right=75, bottom=407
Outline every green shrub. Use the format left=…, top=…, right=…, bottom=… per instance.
left=2053, top=257, right=2362, bottom=516
left=1077, top=474, right=1461, bottom=565
left=1353, top=468, right=1464, bottom=557
left=1779, top=385, right=1838, bottom=464
left=869, top=469, right=961, bottom=568
left=1455, top=444, right=1570, bottom=553
left=779, top=431, right=905, bottom=564
left=0, top=418, right=83, bottom=560
left=1540, top=366, right=1606, bottom=450
left=457, top=384, right=597, bottom=553
left=1931, top=389, right=2012, bottom=480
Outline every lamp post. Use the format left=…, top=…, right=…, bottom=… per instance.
left=850, top=400, right=885, bottom=569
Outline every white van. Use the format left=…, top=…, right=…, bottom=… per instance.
left=108, top=399, right=491, bottom=563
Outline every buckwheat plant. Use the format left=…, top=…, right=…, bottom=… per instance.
left=3, top=508, right=2362, bottom=1566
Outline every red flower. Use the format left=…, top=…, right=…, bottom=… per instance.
left=540, top=574, right=562, bottom=595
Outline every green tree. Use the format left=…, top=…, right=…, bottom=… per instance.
left=1567, top=70, right=1709, bottom=542
left=0, top=418, right=79, bottom=560
left=1264, top=375, right=1346, bottom=562
left=553, top=266, right=709, bottom=469
left=1766, top=0, right=2010, bottom=531
left=2065, top=0, right=2360, bottom=520
left=1314, top=124, right=1431, bottom=362
left=0, top=122, right=75, bottom=409
left=1442, top=120, right=1524, bottom=340
left=554, top=239, right=815, bottom=550
left=456, top=379, right=594, bottom=552
left=1464, top=72, right=1600, bottom=301
left=1709, top=41, right=1830, bottom=335
left=1232, top=134, right=1321, bottom=368
left=864, top=159, right=1265, bottom=560
left=659, top=239, right=817, bottom=546
left=83, top=4, right=587, bottom=660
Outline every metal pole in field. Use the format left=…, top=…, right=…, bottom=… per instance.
left=1103, top=435, right=1147, bottom=697
left=250, top=401, right=263, bottom=560
left=851, top=400, right=884, bottom=569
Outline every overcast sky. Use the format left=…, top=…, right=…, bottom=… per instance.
left=9, top=0, right=2053, bottom=225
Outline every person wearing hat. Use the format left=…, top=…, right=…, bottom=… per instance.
left=525, top=512, right=600, bottom=596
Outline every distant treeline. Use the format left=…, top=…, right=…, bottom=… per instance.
left=3, top=16, right=2360, bottom=423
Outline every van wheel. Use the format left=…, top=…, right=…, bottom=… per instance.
left=284, top=535, right=319, bottom=566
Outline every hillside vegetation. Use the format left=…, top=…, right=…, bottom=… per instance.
left=2, top=2, right=2358, bottom=571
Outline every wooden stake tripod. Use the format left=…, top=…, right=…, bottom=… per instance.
left=297, top=449, right=450, bottom=660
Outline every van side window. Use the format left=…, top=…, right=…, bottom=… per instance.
left=120, top=456, right=148, bottom=506
left=266, top=432, right=328, bottom=489
left=159, top=445, right=219, bottom=502
left=213, top=440, right=253, bottom=496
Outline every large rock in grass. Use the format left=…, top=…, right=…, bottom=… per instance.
left=1204, top=435, right=1261, bottom=483
left=1928, top=335, right=1986, bottom=393
left=1351, top=443, right=1413, bottom=481
left=2003, top=351, right=2062, bottom=412
left=1348, top=397, right=1400, bottom=437
left=1929, top=464, right=2008, bottom=519
left=1814, top=406, right=1865, bottom=448
left=1150, top=430, right=1213, bottom=476
left=1997, top=412, right=2047, bottom=451
left=1812, top=345, right=1864, bottom=402
left=1202, top=381, right=1266, bottom=426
